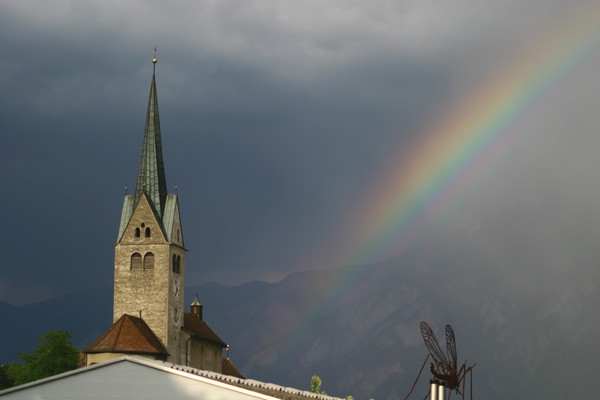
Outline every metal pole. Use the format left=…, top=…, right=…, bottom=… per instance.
left=430, top=380, right=438, bottom=400
left=437, top=382, right=445, bottom=400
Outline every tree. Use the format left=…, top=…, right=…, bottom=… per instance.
left=0, top=363, right=16, bottom=390
left=310, top=375, right=372, bottom=400
left=10, top=330, right=80, bottom=386
left=311, top=375, right=326, bottom=395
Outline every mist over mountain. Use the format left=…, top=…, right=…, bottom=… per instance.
left=202, top=226, right=599, bottom=400
left=2, top=226, right=598, bottom=399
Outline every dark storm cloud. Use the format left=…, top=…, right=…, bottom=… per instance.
left=1, top=0, right=599, bottom=305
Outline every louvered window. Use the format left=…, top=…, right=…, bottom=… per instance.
left=131, top=253, right=142, bottom=270
left=144, top=253, right=155, bottom=269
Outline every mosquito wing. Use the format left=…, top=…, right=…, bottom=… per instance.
left=445, top=324, right=458, bottom=371
left=420, top=321, right=450, bottom=368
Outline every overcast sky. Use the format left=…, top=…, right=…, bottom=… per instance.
left=1, top=0, right=599, bottom=305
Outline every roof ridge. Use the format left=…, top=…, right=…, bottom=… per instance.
left=129, top=314, right=169, bottom=352
left=83, top=314, right=168, bottom=355
left=182, top=312, right=227, bottom=346
left=164, top=362, right=346, bottom=400
left=111, top=314, right=127, bottom=349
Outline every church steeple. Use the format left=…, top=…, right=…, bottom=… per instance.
left=109, top=57, right=237, bottom=373
left=114, top=55, right=187, bottom=363
left=134, top=57, right=168, bottom=217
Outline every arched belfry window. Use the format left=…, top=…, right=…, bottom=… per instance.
left=135, top=228, right=141, bottom=238
left=144, top=253, right=155, bottom=270
left=145, top=227, right=151, bottom=237
left=131, top=253, right=142, bottom=270
left=172, top=255, right=181, bottom=273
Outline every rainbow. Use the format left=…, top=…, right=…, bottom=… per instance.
left=346, top=4, right=600, bottom=266
left=273, top=4, right=600, bottom=356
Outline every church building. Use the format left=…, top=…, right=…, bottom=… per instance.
left=83, top=57, right=241, bottom=378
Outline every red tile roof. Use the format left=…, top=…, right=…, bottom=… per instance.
left=83, top=314, right=169, bottom=356
left=182, top=312, right=227, bottom=347
left=222, top=357, right=245, bottom=379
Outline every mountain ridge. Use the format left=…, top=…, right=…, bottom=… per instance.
left=2, top=228, right=597, bottom=399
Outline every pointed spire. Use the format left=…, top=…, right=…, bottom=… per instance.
left=134, top=55, right=168, bottom=216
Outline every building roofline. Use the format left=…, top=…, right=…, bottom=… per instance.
left=0, top=356, right=345, bottom=400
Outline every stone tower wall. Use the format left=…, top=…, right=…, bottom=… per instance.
left=114, top=195, right=185, bottom=363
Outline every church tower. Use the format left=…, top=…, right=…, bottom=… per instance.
left=113, top=57, right=186, bottom=363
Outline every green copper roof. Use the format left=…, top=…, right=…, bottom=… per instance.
left=191, top=294, right=202, bottom=306
left=134, top=64, right=168, bottom=217
left=162, top=194, right=179, bottom=242
left=117, top=195, right=135, bottom=241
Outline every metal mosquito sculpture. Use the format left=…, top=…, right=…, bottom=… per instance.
left=405, top=322, right=476, bottom=400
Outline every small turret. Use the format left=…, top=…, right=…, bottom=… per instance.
left=190, top=293, right=203, bottom=320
